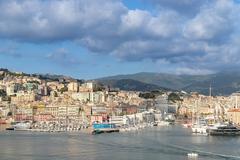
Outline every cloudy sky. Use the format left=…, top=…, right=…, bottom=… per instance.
left=0, top=0, right=240, bottom=79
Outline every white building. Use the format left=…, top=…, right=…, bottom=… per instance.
left=110, top=116, right=123, bottom=127
left=90, top=91, right=105, bottom=103
left=155, top=94, right=168, bottom=113
left=6, top=84, right=16, bottom=96
left=58, top=105, right=80, bottom=120
left=68, top=82, right=79, bottom=92
left=79, top=82, right=98, bottom=92
left=71, top=92, right=91, bottom=102
left=72, top=91, right=105, bottom=103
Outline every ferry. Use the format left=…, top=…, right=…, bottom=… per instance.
left=92, top=122, right=119, bottom=135
left=207, top=123, right=240, bottom=136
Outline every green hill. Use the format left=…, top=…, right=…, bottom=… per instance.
left=97, top=71, right=240, bottom=95
left=98, top=79, right=170, bottom=92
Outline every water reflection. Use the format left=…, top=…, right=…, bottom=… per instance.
left=0, top=126, right=240, bottom=160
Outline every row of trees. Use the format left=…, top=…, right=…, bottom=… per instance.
left=139, top=90, right=182, bottom=103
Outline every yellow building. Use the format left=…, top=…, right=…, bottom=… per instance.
left=227, top=108, right=240, bottom=125
left=11, top=91, right=37, bottom=103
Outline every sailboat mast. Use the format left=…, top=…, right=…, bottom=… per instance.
left=197, top=98, right=199, bottom=124
left=193, top=100, right=197, bottom=124
left=209, top=84, right=212, bottom=97
left=236, top=95, right=238, bottom=108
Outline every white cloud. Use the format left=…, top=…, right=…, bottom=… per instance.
left=0, top=0, right=126, bottom=42
left=0, top=0, right=240, bottom=74
left=175, top=67, right=215, bottom=75
left=183, top=0, right=237, bottom=40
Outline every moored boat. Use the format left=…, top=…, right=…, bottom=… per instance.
left=92, top=123, right=119, bottom=135
left=182, top=123, right=192, bottom=128
left=6, top=121, right=31, bottom=131
left=192, top=124, right=207, bottom=134
left=191, top=117, right=208, bottom=134
left=207, top=123, right=240, bottom=136
left=157, top=121, right=170, bottom=126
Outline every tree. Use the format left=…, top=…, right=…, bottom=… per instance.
left=60, top=86, right=68, bottom=93
left=0, top=89, right=6, bottom=97
left=139, top=92, right=155, bottom=99
left=7, top=111, right=12, bottom=117
left=53, top=91, right=58, bottom=97
left=151, top=90, right=163, bottom=94
left=168, top=92, right=182, bottom=103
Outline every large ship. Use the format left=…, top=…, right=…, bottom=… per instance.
left=207, top=123, right=240, bottom=136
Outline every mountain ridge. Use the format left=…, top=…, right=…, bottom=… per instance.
left=2, top=68, right=240, bottom=95
left=97, top=71, right=240, bottom=95
left=99, top=79, right=171, bottom=92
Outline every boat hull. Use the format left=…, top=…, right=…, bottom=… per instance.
left=92, top=128, right=119, bottom=135
left=192, top=127, right=207, bottom=134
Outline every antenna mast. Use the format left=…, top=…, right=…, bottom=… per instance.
left=209, top=83, right=212, bottom=97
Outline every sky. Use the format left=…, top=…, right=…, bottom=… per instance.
left=0, top=0, right=240, bottom=79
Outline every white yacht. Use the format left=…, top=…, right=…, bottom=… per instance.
left=192, top=124, right=207, bottom=134
left=191, top=99, right=208, bottom=134
left=12, top=122, right=31, bottom=131
left=157, top=120, right=170, bottom=126
left=191, top=118, right=208, bottom=134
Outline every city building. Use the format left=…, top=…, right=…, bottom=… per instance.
left=68, top=82, right=79, bottom=92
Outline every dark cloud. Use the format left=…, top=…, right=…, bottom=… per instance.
left=0, top=0, right=240, bottom=74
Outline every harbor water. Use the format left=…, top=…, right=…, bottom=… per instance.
left=0, top=125, right=240, bottom=160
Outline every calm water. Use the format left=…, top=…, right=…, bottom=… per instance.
left=0, top=126, right=240, bottom=160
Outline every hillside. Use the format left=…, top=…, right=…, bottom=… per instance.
left=97, top=71, right=240, bottom=95
left=183, top=71, right=240, bottom=95
left=98, top=79, right=170, bottom=92
left=0, top=68, right=83, bottom=83
left=3, top=68, right=240, bottom=95
left=98, top=72, right=213, bottom=90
